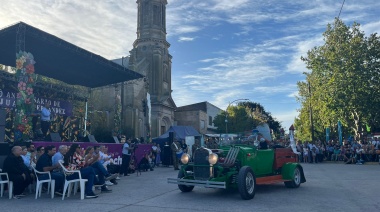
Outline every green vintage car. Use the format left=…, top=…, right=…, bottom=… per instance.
left=167, top=144, right=306, bottom=200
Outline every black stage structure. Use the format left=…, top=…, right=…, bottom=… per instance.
left=0, top=22, right=142, bottom=88
left=0, top=22, right=143, bottom=148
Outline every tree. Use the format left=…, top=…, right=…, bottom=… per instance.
left=213, top=101, right=282, bottom=136
left=296, top=18, right=380, bottom=141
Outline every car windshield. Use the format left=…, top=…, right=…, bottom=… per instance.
left=214, top=134, right=259, bottom=147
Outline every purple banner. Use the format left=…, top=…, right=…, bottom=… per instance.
left=33, top=142, right=153, bottom=165
left=0, top=89, right=73, bottom=116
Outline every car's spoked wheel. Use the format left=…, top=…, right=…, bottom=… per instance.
left=246, top=172, right=255, bottom=194
left=238, top=166, right=256, bottom=200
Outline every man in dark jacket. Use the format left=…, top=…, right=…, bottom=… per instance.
left=35, top=145, right=64, bottom=195
left=2, top=146, right=33, bottom=198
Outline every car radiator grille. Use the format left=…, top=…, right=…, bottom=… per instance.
left=193, top=148, right=210, bottom=180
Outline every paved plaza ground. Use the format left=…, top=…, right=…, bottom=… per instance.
left=0, top=162, right=379, bottom=212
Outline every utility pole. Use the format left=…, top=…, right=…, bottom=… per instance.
left=308, top=82, right=315, bottom=142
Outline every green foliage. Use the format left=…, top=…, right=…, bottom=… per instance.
left=213, top=101, right=282, bottom=136
left=296, top=18, right=380, bottom=141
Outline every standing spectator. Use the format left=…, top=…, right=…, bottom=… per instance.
left=2, top=146, right=33, bottom=198
left=372, top=137, right=379, bottom=150
left=311, top=145, right=317, bottom=163
left=148, top=151, right=156, bottom=169
left=303, top=144, right=309, bottom=163
left=316, top=144, right=324, bottom=162
left=181, top=140, right=188, bottom=153
left=156, top=144, right=161, bottom=166
left=40, top=102, right=52, bottom=139
left=151, top=143, right=158, bottom=161
left=120, top=138, right=133, bottom=176
left=327, top=144, right=334, bottom=161
left=35, top=145, right=64, bottom=195
left=171, top=139, right=181, bottom=170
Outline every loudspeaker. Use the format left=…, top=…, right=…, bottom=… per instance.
left=0, top=109, right=5, bottom=126
left=50, top=133, right=62, bottom=142
left=169, top=132, right=175, bottom=144
left=88, top=135, right=97, bottom=143
left=0, top=109, right=5, bottom=143
left=0, top=126, right=4, bottom=143
left=0, top=143, right=10, bottom=155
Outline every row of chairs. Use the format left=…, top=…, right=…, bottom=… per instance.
left=0, top=160, right=88, bottom=200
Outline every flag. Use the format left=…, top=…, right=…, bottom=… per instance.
left=366, top=124, right=371, bottom=133
left=338, top=120, right=342, bottom=145
left=326, top=127, right=330, bottom=143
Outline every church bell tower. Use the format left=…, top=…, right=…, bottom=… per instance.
left=129, top=0, right=175, bottom=138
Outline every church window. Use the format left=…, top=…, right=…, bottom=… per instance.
left=143, top=3, right=149, bottom=25
left=209, top=116, right=212, bottom=126
left=200, top=120, right=205, bottom=129
left=153, top=5, right=160, bottom=26
left=162, top=5, right=165, bottom=28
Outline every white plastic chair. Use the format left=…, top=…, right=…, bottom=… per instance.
left=32, top=167, right=55, bottom=199
left=0, top=169, right=13, bottom=199
left=58, top=160, right=88, bottom=200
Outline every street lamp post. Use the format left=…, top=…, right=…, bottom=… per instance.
left=225, top=98, right=249, bottom=134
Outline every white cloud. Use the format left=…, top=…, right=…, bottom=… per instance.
left=287, top=91, right=299, bottom=98
left=271, top=110, right=299, bottom=131
left=0, top=0, right=137, bottom=59
left=253, top=84, right=297, bottom=94
left=178, top=37, right=196, bottom=42
left=362, top=21, right=380, bottom=35
left=286, top=35, right=324, bottom=74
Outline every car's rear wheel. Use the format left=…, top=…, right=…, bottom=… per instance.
left=284, top=166, right=301, bottom=188
left=237, top=166, right=256, bottom=200
left=177, top=170, right=194, bottom=192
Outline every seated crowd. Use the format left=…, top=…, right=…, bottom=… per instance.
left=0, top=142, right=143, bottom=199
left=296, top=138, right=380, bottom=164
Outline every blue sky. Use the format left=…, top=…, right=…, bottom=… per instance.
left=1, top=0, right=380, bottom=131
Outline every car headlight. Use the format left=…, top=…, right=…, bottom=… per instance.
left=208, top=153, right=218, bottom=165
left=181, top=153, right=190, bottom=164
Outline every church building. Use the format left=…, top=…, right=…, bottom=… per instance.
left=93, top=0, right=176, bottom=139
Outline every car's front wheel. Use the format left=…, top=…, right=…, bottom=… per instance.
left=237, top=166, right=256, bottom=200
left=177, top=170, right=194, bottom=192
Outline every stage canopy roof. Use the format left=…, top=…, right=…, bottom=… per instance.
left=0, top=22, right=142, bottom=88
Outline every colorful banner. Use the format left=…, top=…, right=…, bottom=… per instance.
left=0, top=89, right=73, bottom=116
left=33, top=142, right=153, bottom=165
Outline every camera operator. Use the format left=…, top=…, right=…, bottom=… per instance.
left=119, top=138, right=134, bottom=177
